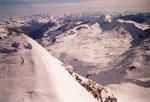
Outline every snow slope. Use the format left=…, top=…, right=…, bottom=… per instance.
left=0, top=12, right=150, bottom=102
left=40, top=13, right=150, bottom=102
left=0, top=34, right=98, bottom=102
left=108, top=83, right=150, bottom=102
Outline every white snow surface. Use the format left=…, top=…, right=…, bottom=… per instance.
left=118, top=19, right=150, bottom=30
left=1, top=13, right=150, bottom=102
left=108, top=83, right=150, bottom=102
left=0, top=34, right=98, bottom=102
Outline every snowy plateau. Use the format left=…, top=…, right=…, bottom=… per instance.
left=0, top=12, right=150, bottom=102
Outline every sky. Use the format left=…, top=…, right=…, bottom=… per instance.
left=0, top=0, right=150, bottom=17
left=0, top=0, right=85, bottom=5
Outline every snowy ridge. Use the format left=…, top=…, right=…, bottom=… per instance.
left=64, top=64, right=117, bottom=101
left=0, top=12, right=150, bottom=102
left=0, top=34, right=98, bottom=102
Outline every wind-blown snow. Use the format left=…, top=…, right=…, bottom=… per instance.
left=0, top=34, right=98, bottom=102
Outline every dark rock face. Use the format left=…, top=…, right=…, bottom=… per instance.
left=11, top=42, right=20, bottom=48
left=24, top=43, right=32, bottom=50
left=0, top=47, right=17, bottom=53
left=144, top=28, right=150, bottom=36
left=127, top=66, right=137, bottom=71
left=29, top=21, right=56, bottom=39
left=119, top=13, right=150, bottom=23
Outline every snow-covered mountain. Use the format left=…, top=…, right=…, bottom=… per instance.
left=0, top=34, right=117, bottom=102
left=0, top=12, right=150, bottom=102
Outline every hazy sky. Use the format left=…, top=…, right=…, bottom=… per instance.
left=0, top=0, right=149, bottom=7
left=0, top=0, right=150, bottom=17
left=0, top=0, right=85, bottom=4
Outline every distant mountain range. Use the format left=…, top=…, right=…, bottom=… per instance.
left=0, top=12, right=150, bottom=102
